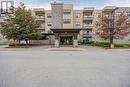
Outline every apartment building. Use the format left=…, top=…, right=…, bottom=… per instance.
left=32, top=2, right=96, bottom=47
left=0, top=0, right=130, bottom=47
left=32, top=2, right=130, bottom=47
left=32, top=8, right=45, bottom=33
left=0, top=0, right=14, bottom=21
left=82, top=7, right=94, bottom=43
left=0, top=0, right=14, bottom=43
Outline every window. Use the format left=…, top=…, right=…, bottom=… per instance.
left=1, top=1, right=13, bottom=14
left=126, top=12, right=130, bottom=16
left=7, top=2, right=12, bottom=13
left=1, top=14, right=6, bottom=17
left=2, top=2, right=6, bottom=9
left=75, top=22, right=80, bottom=27
left=116, top=12, right=123, bottom=16
left=75, top=14, right=81, bottom=18
left=36, top=15, right=44, bottom=19
left=87, top=31, right=89, bottom=34
left=47, top=13, right=52, bottom=18
left=63, top=9, right=71, bottom=14
left=47, top=22, right=52, bottom=26
left=63, top=19, right=71, bottom=24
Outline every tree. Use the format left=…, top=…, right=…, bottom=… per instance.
left=95, top=12, right=130, bottom=47
left=0, top=3, right=39, bottom=44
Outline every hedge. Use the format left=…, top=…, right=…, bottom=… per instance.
left=94, top=42, right=130, bottom=48
left=94, top=42, right=110, bottom=47
left=114, top=44, right=130, bottom=47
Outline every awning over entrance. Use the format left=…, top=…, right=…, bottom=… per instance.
left=50, top=28, right=81, bottom=47
left=50, top=28, right=81, bottom=33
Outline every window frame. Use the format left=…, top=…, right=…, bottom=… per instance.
left=75, top=13, right=81, bottom=18
left=63, top=19, right=71, bottom=24
left=75, top=22, right=81, bottom=27
left=63, top=9, right=71, bottom=14
left=47, top=22, right=52, bottom=26
left=47, top=13, right=52, bottom=18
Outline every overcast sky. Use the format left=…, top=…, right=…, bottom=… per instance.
left=14, top=0, right=130, bottom=9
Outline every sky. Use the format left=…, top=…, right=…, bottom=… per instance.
left=14, top=0, right=130, bottom=10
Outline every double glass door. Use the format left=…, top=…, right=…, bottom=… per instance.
left=60, top=36, right=73, bottom=45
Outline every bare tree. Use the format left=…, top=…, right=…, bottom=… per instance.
left=95, top=12, right=130, bottom=45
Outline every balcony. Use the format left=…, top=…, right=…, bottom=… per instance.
left=33, top=8, right=45, bottom=13
left=83, top=16, right=94, bottom=20
left=83, top=34, right=92, bottom=38
left=1, top=9, right=14, bottom=14
left=83, top=24, right=93, bottom=29
left=83, top=7, right=94, bottom=13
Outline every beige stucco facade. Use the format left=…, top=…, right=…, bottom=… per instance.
left=32, top=3, right=96, bottom=44
left=73, top=10, right=83, bottom=28
left=1, top=1, right=130, bottom=45
left=45, top=10, right=52, bottom=33
left=63, top=4, right=74, bottom=28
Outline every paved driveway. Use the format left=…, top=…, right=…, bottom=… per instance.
left=0, top=46, right=130, bottom=87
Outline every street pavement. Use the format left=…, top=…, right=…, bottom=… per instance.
left=0, top=45, right=130, bottom=87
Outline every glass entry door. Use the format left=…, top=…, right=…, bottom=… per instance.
left=60, top=36, right=73, bottom=45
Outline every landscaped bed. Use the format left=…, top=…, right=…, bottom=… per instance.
left=8, top=42, right=36, bottom=48
left=94, top=42, right=130, bottom=48
left=8, top=43, right=31, bottom=48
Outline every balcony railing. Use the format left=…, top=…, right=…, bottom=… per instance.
left=1, top=9, right=14, bottom=14
left=83, top=34, right=93, bottom=38
left=83, top=24, right=93, bottom=29
left=35, top=16, right=45, bottom=20
left=83, top=16, right=94, bottom=20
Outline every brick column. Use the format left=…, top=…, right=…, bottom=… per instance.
left=54, top=34, right=59, bottom=47
left=73, top=34, right=78, bottom=47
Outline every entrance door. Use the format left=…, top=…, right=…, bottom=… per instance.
left=60, top=36, right=73, bottom=45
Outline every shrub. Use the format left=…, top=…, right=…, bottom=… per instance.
left=9, top=42, right=17, bottom=47
left=115, top=44, right=130, bottom=47
left=9, top=41, right=30, bottom=47
left=114, top=44, right=124, bottom=47
left=94, top=42, right=110, bottom=47
left=87, top=41, right=95, bottom=45
left=78, top=40, right=94, bottom=45
left=94, top=42, right=130, bottom=48
left=78, top=40, right=83, bottom=45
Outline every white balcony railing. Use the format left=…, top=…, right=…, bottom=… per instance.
left=83, top=33, right=93, bottom=38
left=35, top=16, right=45, bottom=20
left=83, top=24, right=93, bottom=29
left=83, top=16, right=94, bottom=20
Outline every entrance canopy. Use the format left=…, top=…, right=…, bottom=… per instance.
left=50, top=28, right=81, bottom=47
left=50, top=28, right=81, bottom=33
